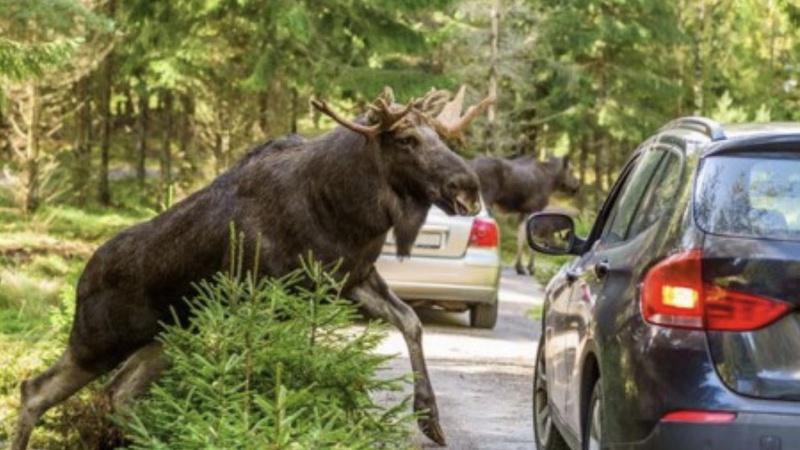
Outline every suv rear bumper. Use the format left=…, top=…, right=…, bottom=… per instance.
left=620, top=412, right=800, bottom=450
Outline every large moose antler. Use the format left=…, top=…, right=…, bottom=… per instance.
left=311, top=87, right=412, bottom=138
left=431, top=85, right=495, bottom=141
left=311, top=85, right=493, bottom=140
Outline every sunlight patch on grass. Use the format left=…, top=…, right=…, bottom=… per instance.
left=0, top=270, right=61, bottom=314
left=35, top=204, right=149, bottom=243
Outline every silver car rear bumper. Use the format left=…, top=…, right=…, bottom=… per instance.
left=375, top=247, right=500, bottom=304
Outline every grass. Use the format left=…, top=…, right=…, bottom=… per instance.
left=0, top=186, right=150, bottom=336
left=526, top=303, right=543, bottom=320
left=0, top=185, right=150, bottom=345
left=0, top=183, right=154, bottom=447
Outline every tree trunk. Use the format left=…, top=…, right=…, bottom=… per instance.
left=485, top=0, right=501, bottom=155
left=180, top=93, right=197, bottom=178
left=73, top=76, right=92, bottom=205
left=258, top=92, right=269, bottom=136
left=137, top=82, right=148, bottom=187
left=600, top=133, right=611, bottom=193
left=577, top=132, right=590, bottom=212
left=98, top=0, right=116, bottom=205
left=593, top=130, right=604, bottom=207
left=290, top=88, right=299, bottom=134
left=159, top=89, right=174, bottom=206
left=213, top=132, right=224, bottom=175
left=692, top=0, right=706, bottom=115
left=24, top=83, right=42, bottom=214
left=98, top=57, right=112, bottom=206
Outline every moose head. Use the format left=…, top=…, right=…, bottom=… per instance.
left=551, top=156, right=581, bottom=195
left=312, top=86, right=493, bottom=219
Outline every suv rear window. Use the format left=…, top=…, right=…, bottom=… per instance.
left=695, top=152, right=800, bottom=241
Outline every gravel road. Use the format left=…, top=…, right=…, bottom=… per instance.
left=375, top=268, right=545, bottom=450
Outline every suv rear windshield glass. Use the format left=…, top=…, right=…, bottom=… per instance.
left=695, top=152, right=800, bottom=241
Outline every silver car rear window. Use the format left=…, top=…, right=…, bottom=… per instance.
left=694, top=152, right=800, bottom=241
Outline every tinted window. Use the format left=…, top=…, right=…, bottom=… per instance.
left=695, top=152, right=800, bottom=241
left=626, top=150, right=683, bottom=238
left=602, top=149, right=667, bottom=245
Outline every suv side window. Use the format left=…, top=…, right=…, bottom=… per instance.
left=626, top=149, right=683, bottom=238
left=601, top=149, right=667, bottom=245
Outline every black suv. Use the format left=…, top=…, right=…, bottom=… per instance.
left=528, top=117, right=800, bottom=450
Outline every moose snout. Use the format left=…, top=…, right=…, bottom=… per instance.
left=445, top=173, right=481, bottom=216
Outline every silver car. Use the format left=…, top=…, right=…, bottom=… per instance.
left=375, top=205, right=501, bottom=328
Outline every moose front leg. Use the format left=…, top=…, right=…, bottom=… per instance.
left=515, top=219, right=531, bottom=275
left=350, top=269, right=446, bottom=446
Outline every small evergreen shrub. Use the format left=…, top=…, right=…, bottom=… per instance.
left=120, top=256, right=415, bottom=449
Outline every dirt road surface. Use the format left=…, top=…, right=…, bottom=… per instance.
left=375, top=268, right=545, bottom=450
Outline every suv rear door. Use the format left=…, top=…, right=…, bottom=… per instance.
left=561, top=143, right=686, bottom=434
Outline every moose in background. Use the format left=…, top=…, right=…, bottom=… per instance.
left=472, top=155, right=580, bottom=275
left=13, top=86, right=494, bottom=449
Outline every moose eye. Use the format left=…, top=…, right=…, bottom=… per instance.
left=396, top=136, right=418, bottom=148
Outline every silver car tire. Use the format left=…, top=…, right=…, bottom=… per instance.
left=469, top=297, right=498, bottom=329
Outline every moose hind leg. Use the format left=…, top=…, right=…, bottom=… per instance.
left=106, top=341, right=168, bottom=411
left=351, top=270, right=446, bottom=446
left=13, top=350, right=104, bottom=450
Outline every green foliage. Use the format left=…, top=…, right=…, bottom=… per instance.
left=0, top=38, right=81, bottom=81
left=121, top=257, right=415, bottom=449
left=0, top=0, right=111, bottom=82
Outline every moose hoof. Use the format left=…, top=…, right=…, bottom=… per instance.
left=514, top=265, right=528, bottom=276
left=419, top=417, right=447, bottom=446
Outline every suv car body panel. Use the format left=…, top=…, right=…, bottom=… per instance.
left=529, top=118, right=800, bottom=449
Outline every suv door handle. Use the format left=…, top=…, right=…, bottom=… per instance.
left=594, top=260, right=610, bottom=279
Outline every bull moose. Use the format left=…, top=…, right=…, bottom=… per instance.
left=471, top=155, right=580, bottom=275
left=13, top=86, right=493, bottom=449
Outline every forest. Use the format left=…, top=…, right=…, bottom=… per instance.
left=4, top=0, right=800, bottom=214
left=2, top=0, right=800, bottom=447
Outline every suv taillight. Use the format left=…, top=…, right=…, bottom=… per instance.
left=469, top=217, right=499, bottom=248
left=641, top=249, right=791, bottom=331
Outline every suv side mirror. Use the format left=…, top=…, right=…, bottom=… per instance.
left=526, top=212, right=578, bottom=255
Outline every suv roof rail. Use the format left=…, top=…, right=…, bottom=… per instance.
left=659, top=116, right=726, bottom=141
